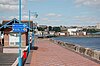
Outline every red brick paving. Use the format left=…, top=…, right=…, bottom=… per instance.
left=30, top=39, right=100, bottom=66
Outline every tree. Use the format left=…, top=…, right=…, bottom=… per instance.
left=83, top=29, right=99, bottom=33
left=37, top=27, right=45, bottom=31
left=0, top=24, right=2, bottom=27
left=52, top=27, right=61, bottom=32
left=48, top=26, right=52, bottom=31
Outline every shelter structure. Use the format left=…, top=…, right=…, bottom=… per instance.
left=0, top=18, right=33, bottom=53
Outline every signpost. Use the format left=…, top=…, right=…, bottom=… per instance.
left=12, top=23, right=28, bottom=66
left=12, top=24, right=27, bottom=32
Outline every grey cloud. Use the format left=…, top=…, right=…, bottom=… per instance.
left=0, top=0, right=26, bottom=11
left=0, top=0, right=18, bottom=5
left=75, top=0, right=100, bottom=7
left=46, top=13, right=62, bottom=17
left=29, top=0, right=39, bottom=1
left=73, top=16, right=100, bottom=23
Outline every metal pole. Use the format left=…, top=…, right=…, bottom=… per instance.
left=28, top=10, right=31, bottom=52
left=18, top=0, right=22, bottom=66
left=32, top=29, right=34, bottom=48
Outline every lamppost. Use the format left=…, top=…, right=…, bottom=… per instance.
left=28, top=10, right=38, bottom=52
left=28, top=10, right=31, bottom=53
left=18, top=0, right=22, bottom=66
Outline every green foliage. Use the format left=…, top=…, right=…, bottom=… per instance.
left=48, top=26, right=52, bottom=31
left=0, top=24, right=2, bottom=27
left=52, top=27, right=61, bottom=32
left=37, top=27, right=45, bottom=31
left=83, top=29, right=100, bottom=33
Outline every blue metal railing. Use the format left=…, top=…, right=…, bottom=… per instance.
left=32, top=31, right=34, bottom=48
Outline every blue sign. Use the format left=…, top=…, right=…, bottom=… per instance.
left=12, top=24, right=27, bottom=32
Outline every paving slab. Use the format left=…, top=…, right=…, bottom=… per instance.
left=30, top=38, right=100, bottom=66
left=0, top=53, right=17, bottom=66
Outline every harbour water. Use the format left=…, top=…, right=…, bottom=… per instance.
left=52, top=37, right=100, bottom=51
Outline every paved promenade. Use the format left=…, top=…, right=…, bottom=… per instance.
left=30, top=38, right=100, bottom=66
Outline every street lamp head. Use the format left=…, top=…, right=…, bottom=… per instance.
left=34, top=12, right=38, bottom=18
left=29, top=11, right=38, bottom=18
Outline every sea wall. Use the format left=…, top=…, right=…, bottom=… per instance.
left=50, top=39, right=100, bottom=61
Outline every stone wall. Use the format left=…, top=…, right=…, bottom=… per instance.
left=49, top=39, right=100, bottom=61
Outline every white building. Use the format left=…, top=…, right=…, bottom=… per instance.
left=96, top=23, right=100, bottom=29
left=35, top=31, right=43, bottom=36
left=76, top=31, right=87, bottom=36
left=67, top=28, right=83, bottom=35
left=49, top=31, right=55, bottom=35
left=59, top=32, right=66, bottom=36
left=60, top=26, right=67, bottom=31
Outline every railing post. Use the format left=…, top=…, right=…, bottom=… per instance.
left=32, top=31, right=34, bottom=48
left=28, top=10, right=31, bottom=53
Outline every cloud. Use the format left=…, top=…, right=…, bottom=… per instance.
left=9, top=16, right=18, bottom=19
left=0, top=0, right=18, bottom=5
left=8, top=15, right=36, bottom=20
left=0, top=15, right=37, bottom=23
left=47, top=19, right=61, bottom=22
left=0, top=16, right=6, bottom=23
left=73, top=16, right=100, bottom=23
left=0, top=0, right=26, bottom=11
left=22, top=15, right=36, bottom=20
left=29, top=0, right=46, bottom=2
left=46, top=13, right=62, bottom=17
left=41, top=18, right=48, bottom=21
left=29, top=0, right=39, bottom=1
left=75, top=0, right=100, bottom=7
left=41, top=17, right=61, bottom=22
left=0, top=4, right=19, bottom=11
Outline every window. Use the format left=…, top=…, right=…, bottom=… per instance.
left=9, top=33, right=19, bottom=46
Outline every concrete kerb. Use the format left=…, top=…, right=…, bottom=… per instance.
left=11, top=58, right=18, bottom=66
left=24, top=50, right=33, bottom=66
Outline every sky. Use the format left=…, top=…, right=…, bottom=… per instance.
left=0, top=0, right=100, bottom=26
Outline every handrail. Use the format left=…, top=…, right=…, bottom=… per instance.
left=11, top=46, right=29, bottom=66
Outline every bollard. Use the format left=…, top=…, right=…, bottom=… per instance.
left=23, top=50, right=27, bottom=59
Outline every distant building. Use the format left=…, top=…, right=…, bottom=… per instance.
left=96, top=23, right=100, bottom=29
left=67, top=28, right=83, bottom=36
left=54, top=32, right=60, bottom=36
left=84, top=26, right=96, bottom=29
left=49, top=31, right=55, bottom=35
left=36, top=31, right=43, bottom=36
left=60, top=26, right=67, bottom=31
left=59, top=32, right=66, bottom=36
left=76, top=31, right=87, bottom=36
